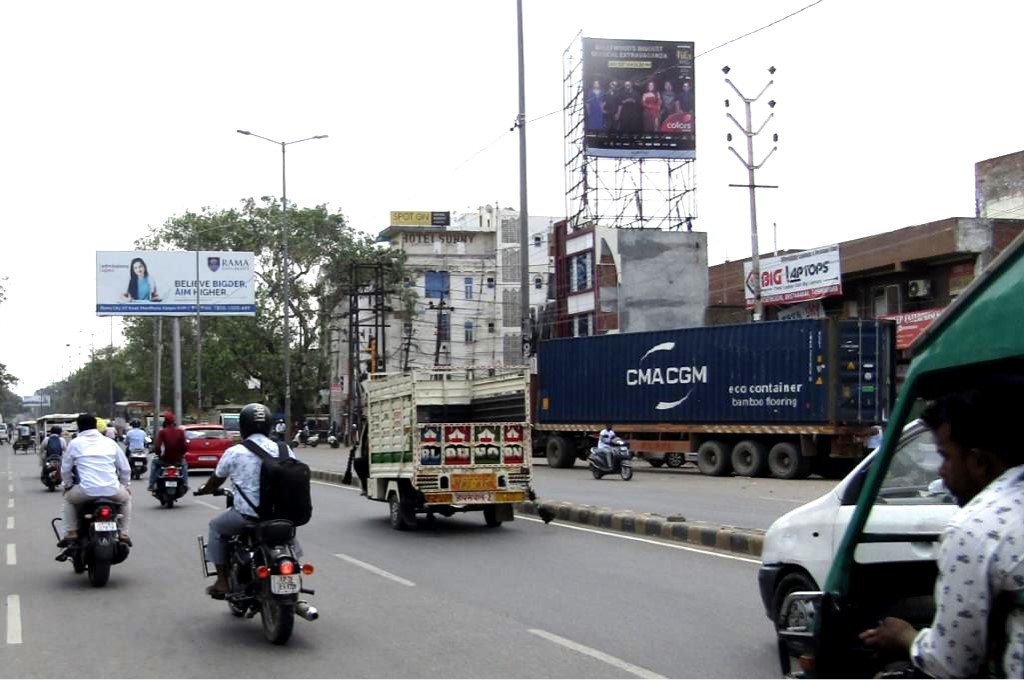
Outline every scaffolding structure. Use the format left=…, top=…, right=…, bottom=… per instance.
left=562, top=33, right=697, bottom=231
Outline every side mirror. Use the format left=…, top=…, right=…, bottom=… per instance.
left=776, top=590, right=822, bottom=675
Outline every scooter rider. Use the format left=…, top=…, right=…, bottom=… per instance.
left=196, top=402, right=301, bottom=598
left=150, top=411, right=188, bottom=492
left=595, top=422, right=616, bottom=468
left=57, top=413, right=133, bottom=547
left=42, top=426, right=66, bottom=465
left=125, top=420, right=147, bottom=453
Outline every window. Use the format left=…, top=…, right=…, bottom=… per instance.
left=574, top=314, right=591, bottom=337
left=503, top=289, right=520, bottom=327
left=502, top=248, right=520, bottom=281
left=569, top=252, right=592, bottom=293
left=533, top=234, right=542, bottom=247
left=487, top=321, right=495, bottom=333
left=464, top=277, right=473, bottom=300
left=873, top=284, right=900, bottom=317
left=438, top=313, right=450, bottom=342
left=486, top=277, right=495, bottom=289
left=464, top=321, right=475, bottom=343
left=425, top=271, right=450, bottom=299
left=534, top=276, right=543, bottom=290
left=403, top=321, right=413, bottom=338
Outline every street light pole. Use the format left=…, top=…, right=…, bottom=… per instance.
left=236, top=130, right=327, bottom=441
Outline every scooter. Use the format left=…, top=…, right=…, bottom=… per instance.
left=306, top=433, right=320, bottom=448
left=196, top=488, right=318, bottom=645
left=588, top=437, right=634, bottom=481
left=127, top=447, right=148, bottom=480
left=40, top=454, right=61, bottom=491
left=53, top=498, right=130, bottom=587
left=153, top=464, right=189, bottom=508
left=327, top=434, right=340, bottom=449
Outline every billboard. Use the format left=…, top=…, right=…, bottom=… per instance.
left=879, top=308, right=945, bottom=349
left=744, top=244, right=843, bottom=307
left=390, top=211, right=451, bottom=227
left=21, top=395, right=51, bottom=407
left=582, top=37, right=695, bottom=159
left=96, top=251, right=256, bottom=316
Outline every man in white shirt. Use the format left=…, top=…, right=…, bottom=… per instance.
left=860, top=383, right=1024, bottom=677
left=58, top=413, right=133, bottom=547
left=197, top=403, right=299, bottom=598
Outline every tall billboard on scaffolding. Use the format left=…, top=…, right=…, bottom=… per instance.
left=582, top=37, right=695, bottom=159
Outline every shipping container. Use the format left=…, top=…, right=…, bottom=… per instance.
left=533, top=319, right=896, bottom=479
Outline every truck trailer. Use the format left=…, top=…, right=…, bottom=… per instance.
left=533, top=318, right=896, bottom=479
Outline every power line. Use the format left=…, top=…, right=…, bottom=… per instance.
left=697, top=0, right=826, bottom=58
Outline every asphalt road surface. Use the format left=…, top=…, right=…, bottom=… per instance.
left=1, top=442, right=782, bottom=678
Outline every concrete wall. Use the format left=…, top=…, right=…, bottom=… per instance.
left=976, top=150, right=1024, bottom=219
left=617, top=230, right=708, bottom=332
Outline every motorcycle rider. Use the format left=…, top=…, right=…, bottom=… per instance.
left=41, top=426, right=66, bottom=465
left=125, top=419, right=147, bottom=453
left=594, top=422, right=617, bottom=469
left=196, top=402, right=301, bottom=598
left=273, top=419, right=286, bottom=442
left=150, top=411, right=188, bottom=492
left=57, top=413, right=133, bottom=547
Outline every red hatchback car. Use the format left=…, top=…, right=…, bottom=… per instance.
left=183, top=424, right=233, bottom=470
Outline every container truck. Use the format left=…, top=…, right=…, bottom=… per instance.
left=533, top=319, right=896, bottom=479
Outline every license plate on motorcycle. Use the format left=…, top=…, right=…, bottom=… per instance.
left=164, top=480, right=178, bottom=488
left=199, top=456, right=217, bottom=461
left=271, top=575, right=300, bottom=595
left=93, top=521, right=117, bottom=532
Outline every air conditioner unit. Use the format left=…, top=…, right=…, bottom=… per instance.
left=907, top=279, right=932, bottom=299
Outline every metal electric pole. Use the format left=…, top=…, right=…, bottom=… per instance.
left=516, top=0, right=531, bottom=361
left=724, top=66, right=779, bottom=322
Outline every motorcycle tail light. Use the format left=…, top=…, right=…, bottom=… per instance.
left=255, top=566, right=270, bottom=579
left=278, top=561, right=296, bottom=576
left=165, top=467, right=179, bottom=477
left=301, top=564, right=314, bottom=575
left=97, top=506, right=112, bottom=519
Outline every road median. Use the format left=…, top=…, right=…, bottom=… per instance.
left=309, top=467, right=764, bottom=558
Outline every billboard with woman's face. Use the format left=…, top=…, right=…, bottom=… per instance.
left=582, top=37, right=695, bottom=159
left=95, top=250, right=255, bottom=316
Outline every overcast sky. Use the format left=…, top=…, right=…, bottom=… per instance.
left=2, top=0, right=1021, bottom=395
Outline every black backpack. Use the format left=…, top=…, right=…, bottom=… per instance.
left=45, top=435, right=63, bottom=457
left=239, top=440, right=313, bottom=526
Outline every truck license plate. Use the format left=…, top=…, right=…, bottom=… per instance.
left=271, top=575, right=300, bottom=595
left=451, top=474, right=496, bottom=491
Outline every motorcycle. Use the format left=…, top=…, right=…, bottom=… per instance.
left=153, top=463, right=188, bottom=508
left=127, top=448, right=148, bottom=480
left=306, top=433, right=320, bottom=448
left=196, top=489, right=318, bottom=645
left=327, top=434, right=340, bottom=449
left=588, top=437, right=634, bottom=481
left=52, top=498, right=130, bottom=587
left=40, top=454, right=61, bottom=491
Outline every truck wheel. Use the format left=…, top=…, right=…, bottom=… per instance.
left=664, top=453, right=685, bottom=468
left=696, top=441, right=732, bottom=476
left=388, top=493, right=416, bottom=531
left=483, top=505, right=503, bottom=528
left=545, top=435, right=575, bottom=468
left=731, top=440, right=769, bottom=477
left=768, top=442, right=812, bottom=480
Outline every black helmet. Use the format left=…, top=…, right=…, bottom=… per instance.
left=130, top=419, right=141, bottom=428
left=239, top=403, right=272, bottom=439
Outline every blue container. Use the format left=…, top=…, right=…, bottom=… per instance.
left=536, top=319, right=893, bottom=426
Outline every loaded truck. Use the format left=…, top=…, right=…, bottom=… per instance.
left=364, top=366, right=533, bottom=529
left=533, top=318, right=895, bottom=479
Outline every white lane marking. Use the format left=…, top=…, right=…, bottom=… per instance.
left=6, top=544, right=15, bottom=566
left=528, top=628, right=664, bottom=679
left=757, top=496, right=810, bottom=504
left=194, top=500, right=220, bottom=510
left=334, top=553, right=415, bottom=587
left=311, top=479, right=359, bottom=492
left=7, top=594, right=22, bottom=644
left=5, top=517, right=13, bottom=530
left=7, top=485, right=12, bottom=493
left=516, top=515, right=761, bottom=565
left=6, top=500, right=11, bottom=509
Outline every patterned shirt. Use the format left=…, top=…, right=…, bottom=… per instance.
left=214, top=433, right=296, bottom=518
left=911, top=464, right=1024, bottom=678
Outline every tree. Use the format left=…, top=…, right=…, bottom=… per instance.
left=0, top=277, right=17, bottom=394
left=129, top=197, right=406, bottom=417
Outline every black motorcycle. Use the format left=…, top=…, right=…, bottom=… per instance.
left=52, top=498, right=130, bottom=587
left=153, top=463, right=188, bottom=507
left=588, top=437, right=634, bottom=481
left=40, top=455, right=61, bottom=491
left=195, top=489, right=318, bottom=645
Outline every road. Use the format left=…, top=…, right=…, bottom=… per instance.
left=297, top=445, right=836, bottom=531
left=2, top=443, right=781, bottom=678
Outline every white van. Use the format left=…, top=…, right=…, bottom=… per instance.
left=757, top=419, right=956, bottom=628
left=0, top=423, right=8, bottom=443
